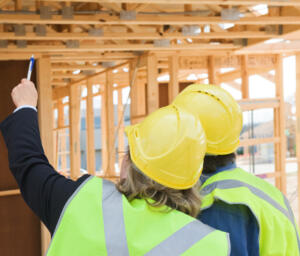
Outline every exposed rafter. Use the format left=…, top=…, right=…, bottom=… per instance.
left=43, top=0, right=300, bottom=7
left=0, top=31, right=277, bottom=41
left=2, top=14, right=300, bottom=25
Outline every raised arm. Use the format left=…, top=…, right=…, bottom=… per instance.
left=0, top=79, right=90, bottom=235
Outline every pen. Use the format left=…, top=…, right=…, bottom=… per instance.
left=27, top=55, right=35, bottom=81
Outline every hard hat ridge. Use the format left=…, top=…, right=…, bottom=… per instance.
left=125, top=104, right=207, bottom=190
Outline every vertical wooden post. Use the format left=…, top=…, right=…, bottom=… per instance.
left=69, top=85, right=81, bottom=180
left=53, top=103, right=58, bottom=169
left=130, top=60, right=146, bottom=124
left=130, top=60, right=139, bottom=124
left=296, top=53, right=300, bottom=224
left=208, top=56, right=217, bottom=85
left=56, top=100, right=64, bottom=169
left=241, top=55, right=249, bottom=99
left=37, top=57, right=52, bottom=256
left=102, top=70, right=115, bottom=176
left=168, top=55, right=179, bottom=103
left=86, top=80, right=96, bottom=175
left=147, top=54, right=159, bottom=114
left=117, top=89, right=125, bottom=169
left=15, top=0, right=22, bottom=10
left=274, top=54, right=287, bottom=194
left=101, top=86, right=107, bottom=173
left=58, top=100, right=67, bottom=171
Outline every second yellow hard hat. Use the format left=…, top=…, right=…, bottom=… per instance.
left=125, top=104, right=206, bottom=190
left=173, top=84, right=243, bottom=155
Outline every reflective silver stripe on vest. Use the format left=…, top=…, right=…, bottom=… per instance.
left=283, top=196, right=300, bottom=251
left=102, top=179, right=129, bottom=256
left=145, top=220, right=217, bottom=256
left=201, top=179, right=300, bottom=251
left=103, top=180, right=228, bottom=255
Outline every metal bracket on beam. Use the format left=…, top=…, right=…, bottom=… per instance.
left=66, top=40, right=80, bottom=48
left=40, top=6, right=52, bottom=20
left=233, top=38, right=248, bottom=47
left=120, top=10, right=136, bottom=20
left=88, top=28, right=104, bottom=37
left=221, top=8, right=241, bottom=21
left=133, top=51, right=144, bottom=56
left=0, top=40, right=8, bottom=48
left=63, top=78, right=71, bottom=83
left=102, top=61, right=115, bottom=68
left=35, top=25, right=47, bottom=36
left=62, top=6, right=73, bottom=19
left=154, top=39, right=170, bottom=48
left=16, top=40, right=27, bottom=48
left=278, top=25, right=283, bottom=35
left=82, top=70, right=96, bottom=75
left=14, top=25, right=26, bottom=36
left=182, top=25, right=201, bottom=36
left=265, top=25, right=277, bottom=35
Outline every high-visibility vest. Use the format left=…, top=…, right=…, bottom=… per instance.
left=47, top=176, right=230, bottom=256
left=200, top=168, right=300, bottom=256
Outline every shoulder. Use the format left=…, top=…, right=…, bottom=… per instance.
left=198, top=200, right=259, bottom=256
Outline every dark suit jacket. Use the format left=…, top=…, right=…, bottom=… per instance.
left=0, top=108, right=89, bottom=235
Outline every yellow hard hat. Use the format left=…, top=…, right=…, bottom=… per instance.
left=125, top=104, right=206, bottom=190
left=173, top=84, right=243, bottom=155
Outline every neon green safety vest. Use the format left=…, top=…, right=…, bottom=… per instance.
left=200, top=168, right=300, bottom=256
left=47, top=176, right=230, bottom=256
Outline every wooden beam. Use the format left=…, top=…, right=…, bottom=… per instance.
left=147, top=54, right=159, bottom=114
left=50, top=52, right=136, bottom=61
left=1, top=43, right=238, bottom=53
left=0, top=189, right=20, bottom=197
left=57, top=99, right=67, bottom=171
left=259, top=72, right=275, bottom=83
left=52, top=73, right=86, bottom=79
left=86, top=80, right=96, bottom=175
left=51, top=64, right=104, bottom=71
left=238, top=98, right=280, bottom=111
left=274, top=54, right=287, bottom=194
left=69, top=85, right=81, bottom=180
left=168, top=55, right=179, bottom=103
left=241, top=55, right=249, bottom=99
left=218, top=67, right=273, bottom=84
left=67, top=61, right=129, bottom=88
left=129, top=60, right=139, bottom=125
left=117, top=89, right=125, bottom=169
left=0, top=31, right=277, bottom=41
left=41, top=1, right=300, bottom=7
left=240, top=137, right=280, bottom=147
left=37, top=57, right=53, bottom=256
left=15, top=0, right=22, bottom=10
left=102, top=70, right=116, bottom=176
left=208, top=56, right=217, bottom=84
left=236, top=40, right=300, bottom=54
left=296, top=53, right=300, bottom=224
left=53, top=86, right=69, bottom=100
left=4, top=14, right=300, bottom=25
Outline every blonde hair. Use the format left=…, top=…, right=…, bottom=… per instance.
left=116, top=151, right=202, bottom=217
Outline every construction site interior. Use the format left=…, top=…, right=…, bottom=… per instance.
left=1, top=0, right=300, bottom=255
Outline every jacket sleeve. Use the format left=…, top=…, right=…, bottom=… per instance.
left=0, top=108, right=90, bottom=235
left=198, top=200, right=259, bottom=256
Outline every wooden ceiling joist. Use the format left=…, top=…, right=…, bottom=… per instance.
left=51, top=64, right=104, bottom=71
left=0, top=43, right=238, bottom=53
left=0, top=31, right=277, bottom=41
left=43, top=0, right=300, bottom=7
left=2, top=14, right=300, bottom=26
left=50, top=52, right=136, bottom=61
